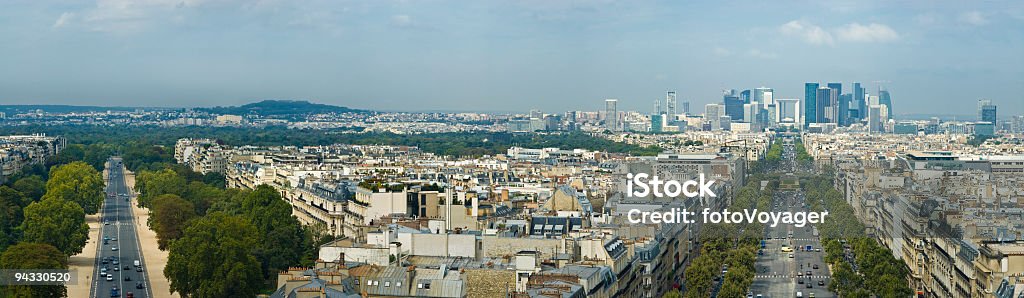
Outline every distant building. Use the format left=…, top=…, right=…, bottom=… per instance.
left=724, top=94, right=744, bottom=121
left=704, top=104, right=724, bottom=131
left=604, top=99, right=620, bottom=132
left=978, top=99, right=997, bottom=124
left=804, top=82, right=819, bottom=126
left=878, top=89, right=893, bottom=119
left=776, top=98, right=801, bottom=124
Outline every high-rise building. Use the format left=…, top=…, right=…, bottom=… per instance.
left=978, top=99, right=997, bottom=124
left=666, top=91, right=677, bottom=118
left=826, top=82, right=846, bottom=126
left=604, top=99, right=619, bottom=131
left=777, top=98, right=801, bottom=124
left=754, top=87, right=774, bottom=107
left=724, top=94, right=744, bottom=121
left=740, top=89, right=751, bottom=104
left=650, top=114, right=665, bottom=132
left=817, top=86, right=838, bottom=124
left=868, top=105, right=883, bottom=133
left=853, top=82, right=865, bottom=121
left=840, top=93, right=853, bottom=125
left=705, top=104, right=724, bottom=131
left=804, top=83, right=819, bottom=126
left=878, top=88, right=892, bottom=119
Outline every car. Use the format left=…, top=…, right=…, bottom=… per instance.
left=106, top=275, right=113, bottom=281
left=112, top=247, right=118, bottom=251
left=136, top=282, right=145, bottom=289
left=818, top=280, right=825, bottom=286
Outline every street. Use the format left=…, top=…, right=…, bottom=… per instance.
left=89, top=157, right=153, bottom=298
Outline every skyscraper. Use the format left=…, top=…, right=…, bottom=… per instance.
left=740, top=89, right=751, bottom=104
left=666, top=91, right=677, bottom=117
left=817, top=86, right=838, bottom=124
left=853, top=82, right=865, bottom=121
left=705, top=104, right=724, bottom=131
left=804, top=83, right=819, bottom=126
left=978, top=99, right=997, bottom=124
left=724, top=94, right=744, bottom=121
left=878, top=88, right=892, bottom=120
left=754, top=87, right=774, bottom=107
left=777, top=98, right=801, bottom=124
left=605, top=99, right=619, bottom=131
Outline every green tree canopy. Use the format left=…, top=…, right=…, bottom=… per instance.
left=0, top=242, right=68, bottom=298
left=149, top=194, right=198, bottom=250
left=11, top=175, right=45, bottom=205
left=0, top=186, right=25, bottom=250
left=19, top=197, right=89, bottom=256
left=165, top=212, right=263, bottom=298
left=42, top=161, right=104, bottom=214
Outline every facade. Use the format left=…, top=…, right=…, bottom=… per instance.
left=804, top=82, right=819, bottom=126
left=604, top=99, right=620, bottom=132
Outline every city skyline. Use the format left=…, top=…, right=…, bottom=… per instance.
left=1, top=1, right=1022, bottom=115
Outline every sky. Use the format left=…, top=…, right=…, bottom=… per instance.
left=1, top=0, right=1022, bottom=117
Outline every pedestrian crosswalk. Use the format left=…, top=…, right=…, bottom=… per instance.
left=754, top=275, right=831, bottom=279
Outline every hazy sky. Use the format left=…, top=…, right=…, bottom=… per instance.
left=1, top=0, right=1022, bottom=116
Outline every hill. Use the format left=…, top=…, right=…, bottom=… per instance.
left=197, top=100, right=369, bottom=116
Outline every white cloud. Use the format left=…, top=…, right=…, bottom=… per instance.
left=746, top=49, right=777, bottom=59
left=391, top=14, right=412, bottom=27
left=779, top=20, right=834, bottom=46
left=712, top=47, right=732, bottom=57
left=53, top=12, right=75, bottom=28
left=959, top=11, right=989, bottom=26
left=779, top=20, right=900, bottom=46
left=835, top=23, right=899, bottom=43
left=914, top=13, right=939, bottom=26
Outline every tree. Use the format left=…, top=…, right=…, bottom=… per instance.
left=11, top=175, right=45, bottom=204
left=239, top=185, right=311, bottom=281
left=0, top=186, right=25, bottom=250
left=149, top=194, right=197, bottom=250
left=0, top=242, right=68, bottom=298
left=19, top=197, right=89, bottom=256
left=43, top=161, right=104, bottom=214
left=135, top=169, right=186, bottom=208
left=165, top=212, right=263, bottom=298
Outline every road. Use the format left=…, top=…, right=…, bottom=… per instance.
left=90, top=157, right=153, bottom=298
left=748, top=138, right=835, bottom=298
